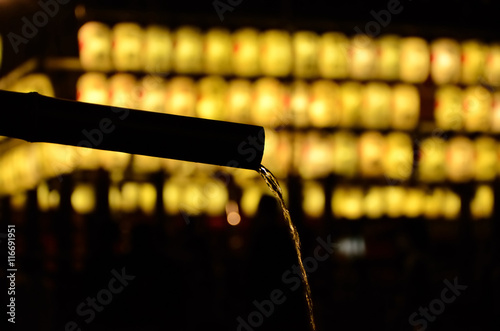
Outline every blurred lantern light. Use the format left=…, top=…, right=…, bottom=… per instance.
left=385, top=186, right=406, bottom=218
left=491, top=92, right=500, bottom=133
left=204, top=28, right=232, bottom=75
left=332, top=130, right=358, bottom=178
left=71, top=184, right=96, bottom=214
left=443, top=189, right=461, bottom=220
left=227, top=79, right=253, bottom=124
left=363, top=186, right=385, bottom=219
left=164, top=76, right=196, bottom=116
left=399, top=37, right=430, bottom=83
left=37, top=182, right=50, bottom=212
left=359, top=131, right=386, bottom=178
left=144, top=25, right=171, bottom=73
left=302, top=180, right=325, bottom=219
left=289, top=80, right=310, bottom=128
left=474, top=136, right=497, bottom=181
left=138, top=183, right=157, bottom=215
left=112, top=22, right=144, bottom=72
left=424, top=187, right=445, bottom=219
left=431, top=38, right=461, bottom=85
left=138, top=75, right=166, bottom=113
left=109, top=73, right=138, bottom=108
left=292, top=31, right=319, bottom=78
left=251, top=77, right=285, bottom=127
left=204, top=178, right=228, bottom=216
left=173, top=26, right=203, bottom=74
left=10, top=192, right=27, bottom=211
left=463, top=85, right=491, bottom=132
left=460, top=40, right=487, bottom=85
left=403, top=188, right=425, bottom=218
left=163, top=177, right=183, bottom=215
left=232, top=28, right=260, bottom=77
left=109, top=184, right=122, bottom=213
left=339, top=81, right=362, bottom=128
left=485, top=44, right=500, bottom=86
left=318, top=32, right=349, bottom=79
left=226, top=200, right=241, bottom=226
left=196, top=75, right=228, bottom=121
left=308, top=80, right=341, bottom=127
left=259, top=29, right=292, bottom=77
left=349, top=34, right=376, bottom=80
left=446, top=136, right=475, bottom=182
left=418, top=137, right=446, bottom=183
left=121, top=182, right=139, bottom=213
left=434, top=85, right=463, bottom=131
left=384, top=132, right=413, bottom=181
left=240, top=184, right=263, bottom=218
left=361, top=82, right=391, bottom=129
left=375, top=35, right=400, bottom=81
left=78, top=21, right=113, bottom=71
left=392, top=84, right=420, bottom=130
left=470, top=185, right=494, bottom=219
left=76, top=72, right=109, bottom=105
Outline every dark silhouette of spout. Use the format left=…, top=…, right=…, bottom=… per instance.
left=0, top=90, right=265, bottom=170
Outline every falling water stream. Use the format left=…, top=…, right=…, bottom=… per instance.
left=258, top=165, right=316, bottom=331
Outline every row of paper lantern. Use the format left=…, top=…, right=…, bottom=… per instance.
left=1, top=129, right=500, bottom=197
left=265, top=131, right=500, bottom=182
left=78, top=22, right=500, bottom=86
left=77, top=73, right=421, bottom=130
left=32, top=176, right=494, bottom=221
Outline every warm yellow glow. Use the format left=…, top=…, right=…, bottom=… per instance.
left=332, top=131, right=358, bottom=178
left=424, top=188, right=445, bottom=219
left=144, top=25, right=171, bottom=73
left=418, top=138, right=446, bottom=182
left=485, top=44, right=500, bottom=86
left=339, top=81, right=362, bottom=128
left=332, top=186, right=363, bottom=219
left=173, top=26, right=203, bottom=74
left=109, top=73, right=138, bottom=108
left=446, top=136, right=475, bottom=182
left=259, top=30, right=292, bottom=77
left=48, top=190, right=60, bottom=210
left=9, top=74, right=55, bottom=97
left=443, top=189, right=461, bottom=220
left=76, top=72, right=109, bottom=104
left=309, top=80, right=340, bottom=127
left=349, top=34, right=376, bottom=80
left=138, top=76, right=166, bottom=113
left=71, top=184, right=96, bottom=214
left=434, top=85, right=463, bottom=131
left=112, top=23, right=144, bottom=72
left=385, top=186, right=406, bottom=218
left=109, top=185, right=122, bottom=213
left=132, top=155, right=161, bottom=174
left=227, top=79, right=252, bottom=123
left=293, top=31, right=319, bottom=78
left=232, top=28, right=260, bottom=77
left=392, top=84, right=420, bottom=130
left=471, top=185, right=494, bottom=219
left=10, top=192, right=27, bottom=210
left=363, top=186, right=385, bottom=219
left=121, top=182, right=139, bottom=213
left=431, top=38, right=461, bottom=85
left=474, top=136, right=497, bottom=181
left=361, top=82, right=391, bottom=129
left=196, top=76, right=228, bottom=120
left=463, top=85, right=492, bottom=132
left=204, top=179, right=228, bottom=216
left=165, top=76, right=196, bottom=116
left=204, top=28, right=232, bottom=75
left=359, top=131, right=386, bottom=178
left=461, top=40, right=487, bottom=85
left=163, top=178, right=182, bottom=215
left=240, top=185, right=263, bottom=217
left=404, top=188, right=425, bottom=218
left=227, top=211, right=241, bottom=226
left=399, top=37, right=430, bottom=83
left=302, top=181, right=325, bottom=218
left=375, top=35, right=400, bottom=81
left=139, top=183, right=157, bottom=215
left=78, top=22, right=112, bottom=71
left=384, top=132, right=413, bottom=181
left=318, top=32, right=349, bottom=79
